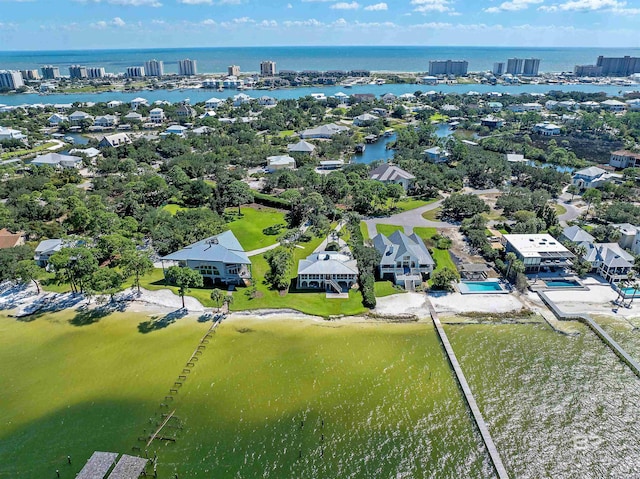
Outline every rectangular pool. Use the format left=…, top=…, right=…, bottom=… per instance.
left=622, top=287, right=640, bottom=298
left=458, top=280, right=509, bottom=294
left=545, top=280, right=582, bottom=288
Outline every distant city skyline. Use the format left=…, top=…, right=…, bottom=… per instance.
left=0, top=0, right=640, bottom=50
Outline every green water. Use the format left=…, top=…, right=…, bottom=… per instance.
left=446, top=322, right=640, bottom=478
left=158, top=320, right=493, bottom=478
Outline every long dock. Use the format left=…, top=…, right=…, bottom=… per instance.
left=538, top=291, right=640, bottom=378
left=426, top=300, right=510, bottom=479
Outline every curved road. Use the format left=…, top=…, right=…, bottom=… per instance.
left=364, top=188, right=500, bottom=238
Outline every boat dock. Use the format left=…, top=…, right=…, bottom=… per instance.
left=426, top=299, right=510, bottom=479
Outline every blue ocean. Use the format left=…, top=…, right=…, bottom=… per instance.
left=2, top=46, right=640, bottom=74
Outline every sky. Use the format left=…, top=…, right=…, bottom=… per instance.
left=0, top=0, right=640, bottom=50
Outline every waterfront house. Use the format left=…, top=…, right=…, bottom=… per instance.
left=508, top=102, right=543, bottom=113
left=31, top=152, right=82, bottom=169
left=0, top=228, right=25, bottom=250
left=233, top=93, right=252, bottom=107
left=99, top=133, right=132, bottom=148
left=487, top=101, right=503, bottom=112
left=69, top=111, right=93, bottom=127
left=205, top=97, right=224, bottom=109
left=627, top=99, right=640, bottom=111
left=287, top=140, right=316, bottom=155
left=353, top=113, right=379, bottom=127
left=502, top=234, right=574, bottom=273
left=48, top=113, right=68, bottom=127
left=369, top=164, right=415, bottom=191
left=610, top=150, right=640, bottom=169
left=69, top=147, right=101, bottom=159
left=94, top=115, right=118, bottom=128
left=107, top=100, right=123, bottom=108
left=381, top=93, right=397, bottom=104
left=34, top=238, right=63, bottom=267
left=161, top=230, right=251, bottom=286
left=258, top=96, right=277, bottom=106
left=149, top=108, right=165, bottom=124
left=481, top=116, right=504, bottom=129
left=533, top=122, right=561, bottom=136
left=600, top=99, right=627, bottom=112
left=572, top=166, right=621, bottom=189
left=310, top=93, right=327, bottom=102
left=560, top=225, right=595, bottom=245
left=266, top=155, right=296, bottom=172
left=296, top=251, right=358, bottom=293
left=319, top=159, right=345, bottom=170
left=424, top=146, right=449, bottom=163
left=130, top=97, right=148, bottom=109
left=579, top=101, right=601, bottom=110
left=176, top=104, right=195, bottom=118
left=372, top=231, right=434, bottom=289
left=614, top=223, right=640, bottom=255
left=580, top=242, right=634, bottom=283
left=300, top=123, right=349, bottom=139
left=0, top=126, right=26, bottom=141
left=54, top=103, right=72, bottom=112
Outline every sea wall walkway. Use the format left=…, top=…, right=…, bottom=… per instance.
left=426, top=299, right=510, bottom=479
left=538, top=291, right=640, bottom=378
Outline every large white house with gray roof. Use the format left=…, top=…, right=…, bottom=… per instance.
left=161, top=230, right=251, bottom=286
left=300, top=123, right=349, bottom=139
left=297, top=251, right=358, bottom=293
left=373, top=231, right=434, bottom=289
left=369, top=164, right=415, bottom=191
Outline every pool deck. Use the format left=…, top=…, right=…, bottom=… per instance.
left=457, top=279, right=510, bottom=295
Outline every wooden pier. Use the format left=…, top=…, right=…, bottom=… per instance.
left=427, top=300, right=510, bottom=479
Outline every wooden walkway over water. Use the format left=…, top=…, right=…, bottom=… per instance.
left=426, top=299, right=510, bottom=479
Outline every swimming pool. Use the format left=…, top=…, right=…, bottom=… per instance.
left=458, top=280, right=509, bottom=294
left=622, top=287, right=640, bottom=297
left=545, top=280, right=582, bottom=288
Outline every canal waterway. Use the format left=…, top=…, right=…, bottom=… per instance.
left=1, top=82, right=637, bottom=108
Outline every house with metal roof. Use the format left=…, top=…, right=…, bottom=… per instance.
left=34, top=238, right=64, bottom=267
left=372, top=231, right=434, bottom=289
left=424, top=146, right=449, bottom=163
left=580, top=241, right=634, bottom=283
left=560, top=225, right=595, bottom=245
left=369, top=164, right=415, bottom=191
left=68, top=111, right=94, bottom=126
left=266, top=155, right=296, bottom=172
left=287, top=139, right=316, bottom=154
left=300, top=123, right=349, bottom=139
left=572, top=166, right=621, bottom=189
left=99, top=133, right=132, bottom=148
left=297, top=251, right=358, bottom=293
left=353, top=113, right=379, bottom=126
left=161, top=230, right=251, bottom=286
left=31, top=152, right=83, bottom=169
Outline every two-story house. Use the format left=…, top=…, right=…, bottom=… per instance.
left=373, top=231, right=434, bottom=289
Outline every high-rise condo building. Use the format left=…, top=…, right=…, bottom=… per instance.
left=596, top=56, right=640, bottom=76
left=523, top=58, right=541, bottom=76
left=20, top=69, right=41, bottom=81
left=228, top=65, right=240, bottom=77
left=69, top=65, right=88, bottom=79
left=506, top=58, right=524, bottom=75
left=144, top=59, right=164, bottom=77
left=574, top=64, right=604, bottom=77
left=428, top=60, right=468, bottom=76
left=492, top=62, right=505, bottom=76
left=0, top=70, right=25, bottom=90
left=178, top=59, right=197, bottom=76
left=87, top=67, right=106, bottom=79
left=260, top=61, right=277, bottom=76
left=126, top=66, right=146, bottom=78
left=41, top=65, right=61, bottom=80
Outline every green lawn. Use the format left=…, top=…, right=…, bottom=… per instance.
left=390, top=196, right=439, bottom=213
left=422, top=207, right=442, bottom=222
left=360, top=221, right=370, bottom=241
left=413, top=227, right=438, bottom=241
left=554, top=203, right=568, bottom=216
left=0, top=141, right=61, bottom=160
left=277, top=129, right=296, bottom=138
left=162, top=203, right=189, bottom=215
left=429, top=113, right=449, bottom=122
left=226, top=206, right=286, bottom=251
left=375, top=224, right=404, bottom=236
left=0, top=314, right=488, bottom=477
left=375, top=281, right=405, bottom=297
left=430, top=248, right=456, bottom=273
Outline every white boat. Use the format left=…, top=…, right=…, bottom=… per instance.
left=64, top=136, right=75, bottom=144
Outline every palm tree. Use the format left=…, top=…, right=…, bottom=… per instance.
left=210, top=288, right=224, bottom=312
left=505, top=252, right=517, bottom=279
left=223, top=294, right=234, bottom=313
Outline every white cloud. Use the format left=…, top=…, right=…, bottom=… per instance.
left=282, top=18, right=324, bottom=26
left=91, top=17, right=128, bottom=28
left=331, top=1, right=360, bottom=8
left=287, top=2, right=293, bottom=7
left=112, top=16, right=126, bottom=26
left=75, top=0, right=162, bottom=6
left=179, top=0, right=213, bottom=4
left=539, top=0, right=640, bottom=13
left=201, top=18, right=217, bottom=24
left=485, top=0, right=543, bottom=13
left=364, top=2, right=387, bottom=10
left=411, top=0, right=455, bottom=13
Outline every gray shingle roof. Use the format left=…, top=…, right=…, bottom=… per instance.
left=562, top=225, right=595, bottom=244
left=581, top=242, right=634, bottom=268
left=369, top=164, right=415, bottom=182
left=162, top=230, right=250, bottom=264
left=373, top=231, right=434, bottom=267
left=287, top=140, right=316, bottom=153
